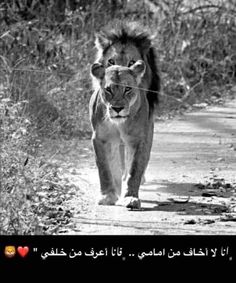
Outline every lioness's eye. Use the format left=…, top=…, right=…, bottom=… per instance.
left=108, top=59, right=115, bottom=65
left=105, top=86, right=112, bottom=93
left=125, top=87, right=132, bottom=92
left=128, top=60, right=136, bottom=67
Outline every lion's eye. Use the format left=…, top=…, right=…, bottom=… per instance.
left=124, top=87, right=132, bottom=92
left=108, top=59, right=115, bottom=65
left=128, top=60, right=136, bottom=67
left=105, top=86, right=112, bottom=93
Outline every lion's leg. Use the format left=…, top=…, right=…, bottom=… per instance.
left=92, top=138, right=119, bottom=205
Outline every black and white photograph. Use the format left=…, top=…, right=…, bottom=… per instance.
left=1, top=1, right=236, bottom=262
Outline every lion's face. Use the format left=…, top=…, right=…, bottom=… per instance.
left=91, top=60, right=146, bottom=123
left=98, top=42, right=143, bottom=68
left=4, top=246, right=16, bottom=258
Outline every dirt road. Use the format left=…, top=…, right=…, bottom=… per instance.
left=48, top=98, right=236, bottom=235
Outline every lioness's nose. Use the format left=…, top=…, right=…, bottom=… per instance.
left=112, top=106, right=124, bottom=113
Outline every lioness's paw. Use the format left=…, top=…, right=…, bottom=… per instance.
left=98, top=193, right=118, bottom=205
left=117, top=196, right=141, bottom=210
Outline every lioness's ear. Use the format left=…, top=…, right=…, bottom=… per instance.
left=130, top=60, right=146, bottom=78
left=91, top=63, right=105, bottom=80
left=95, top=32, right=111, bottom=51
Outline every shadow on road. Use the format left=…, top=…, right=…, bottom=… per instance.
left=141, top=180, right=230, bottom=215
left=141, top=199, right=228, bottom=215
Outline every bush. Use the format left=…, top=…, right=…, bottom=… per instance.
left=0, top=77, right=73, bottom=234
left=0, top=78, right=40, bottom=234
left=149, top=0, right=236, bottom=114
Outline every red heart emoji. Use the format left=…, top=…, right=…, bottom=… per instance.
left=17, top=246, right=29, bottom=258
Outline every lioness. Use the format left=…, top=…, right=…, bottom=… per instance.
left=90, top=23, right=160, bottom=209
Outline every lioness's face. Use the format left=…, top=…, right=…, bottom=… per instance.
left=91, top=61, right=146, bottom=123
left=103, top=66, right=138, bottom=122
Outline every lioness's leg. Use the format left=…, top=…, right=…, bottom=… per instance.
left=92, top=138, right=120, bottom=205
left=120, top=142, right=127, bottom=181
left=121, top=143, right=148, bottom=209
left=120, top=143, right=146, bottom=185
left=109, top=142, right=122, bottom=196
left=121, top=122, right=154, bottom=209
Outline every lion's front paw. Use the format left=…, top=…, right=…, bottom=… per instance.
left=98, top=193, right=118, bottom=205
left=117, top=196, right=141, bottom=210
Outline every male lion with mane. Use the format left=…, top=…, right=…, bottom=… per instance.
left=89, top=22, right=160, bottom=209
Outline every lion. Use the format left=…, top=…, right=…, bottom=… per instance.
left=89, top=22, right=160, bottom=209
left=4, top=246, right=16, bottom=258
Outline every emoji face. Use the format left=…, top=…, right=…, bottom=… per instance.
left=4, top=246, right=16, bottom=258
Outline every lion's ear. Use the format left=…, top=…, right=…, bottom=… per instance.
left=95, top=32, right=111, bottom=51
left=130, top=60, right=146, bottom=78
left=91, top=63, right=105, bottom=80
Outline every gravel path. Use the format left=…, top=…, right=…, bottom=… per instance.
left=49, top=98, right=236, bottom=235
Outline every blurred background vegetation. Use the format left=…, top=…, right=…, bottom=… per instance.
left=1, top=0, right=236, bottom=137
left=0, top=0, right=236, bottom=234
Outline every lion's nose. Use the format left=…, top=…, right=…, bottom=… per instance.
left=112, top=106, right=124, bottom=113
